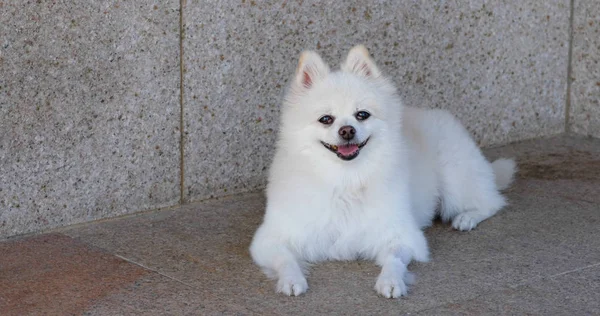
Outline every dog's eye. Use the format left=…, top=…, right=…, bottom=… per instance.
left=355, top=111, right=371, bottom=121
left=318, top=115, right=334, bottom=125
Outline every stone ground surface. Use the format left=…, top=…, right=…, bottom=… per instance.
left=1, top=135, right=599, bottom=316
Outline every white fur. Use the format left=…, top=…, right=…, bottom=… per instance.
left=249, top=45, right=516, bottom=298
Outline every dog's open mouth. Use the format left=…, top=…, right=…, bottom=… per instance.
left=321, top=137, right=370, bottom=161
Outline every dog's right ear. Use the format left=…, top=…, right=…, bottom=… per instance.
left=294, top=51, right=330, bottom=91
left=342, top=45, right=381, bottom=79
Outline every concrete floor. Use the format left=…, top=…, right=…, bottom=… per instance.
left=2, top=135, right=600, bottom=315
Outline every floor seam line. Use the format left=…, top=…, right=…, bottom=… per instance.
left=508, top=261, right=600, bottom=289
left=413, top=261, right=600, bottom=313
left=114, top=254, right=200, bottom=290
left=547, top=261, right=600, bottom=278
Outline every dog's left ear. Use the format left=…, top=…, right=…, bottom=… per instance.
left=341, top=45, right=381, bottom=79
left=294, top=50, right=330, bottom=91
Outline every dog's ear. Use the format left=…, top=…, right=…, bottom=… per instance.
left=342, top=45, right=381, bottom=79
left=294, top=51, right=330, bottom=90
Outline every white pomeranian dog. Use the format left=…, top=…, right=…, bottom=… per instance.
left=249, top=45, right=516, bottom=298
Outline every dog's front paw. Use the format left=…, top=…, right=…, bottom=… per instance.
left=452, top=211, right=481, bottom=231
left=374, top=275, right=408, bottom=299
left=276, top=275, right=308, bottom=296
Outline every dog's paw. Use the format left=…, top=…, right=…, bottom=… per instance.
left=374, top=275, right=408, bottom=299
left=276, top=275, right=308, bottom=296
left=452, top=211, right=481, bottom=231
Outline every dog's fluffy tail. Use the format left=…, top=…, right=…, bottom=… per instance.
left=491, top=158, right=517, bottom=190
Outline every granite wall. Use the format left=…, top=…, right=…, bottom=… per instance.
left=0, top=2, right=181, bottom=238
left=182, top=0, right=570, bottom=202
left=570, top=0, right=600, bottom=137
left=0, top=0, right=595, bottom=238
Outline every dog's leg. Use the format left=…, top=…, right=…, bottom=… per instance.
left=442, top=164, right=508, bottom=231
left=426, top=109, right=514, bottom=231
left=374, top=247, right=414, bottom=298
left=273, top=252, right=308, bottom=296
left=250, top=233, right=308, bottom=296
left=449, top=158, right=516, bottom=231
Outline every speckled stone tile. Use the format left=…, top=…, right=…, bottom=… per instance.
left=65, top=189, right=600, bottom=314
left=64, top=136, right=600, bottom=314
left=570, top=0, right=600, bottom=137
left=83, top=273, right=252, bottom=316
left=182, top=1, right=570, bottom=202
left=0, top=233, right=248, bottom=316
left=0, top=233, right=150, bottom=316
left=0, top=1, right=180, bottom=237
left=418, top=266, right=600, bottom=315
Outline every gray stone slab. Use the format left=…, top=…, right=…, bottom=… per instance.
left=0, top=1, right=180, bottom=237
left=419, top=265, right=600, bottom=315
left=64, top=135, right=600, bottom=314
left=182, top=0, right=570, bottom=202
left=0, top=233, right=151, bottom=315
left=66, top=189, right=600, bottom=314
left=570, top=0, right=600, bottom=137
left=485, top=134, right=600, bottom=203
left=84, top=273, right=252, bottom=316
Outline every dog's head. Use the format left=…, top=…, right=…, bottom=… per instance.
left=279, top=45, right=402, bottom=165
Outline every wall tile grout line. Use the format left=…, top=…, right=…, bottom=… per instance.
left=565, top=0, right=575, bottom=133
left=179, top=0, right=186, bottom=204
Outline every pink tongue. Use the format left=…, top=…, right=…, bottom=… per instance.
left=337, top=144, right=359, bottom=156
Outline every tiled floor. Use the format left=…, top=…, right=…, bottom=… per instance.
left=1, top=135, right=599, bottom=315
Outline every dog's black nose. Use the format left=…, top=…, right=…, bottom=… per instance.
left=338, top=125, right=356, bottom=140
